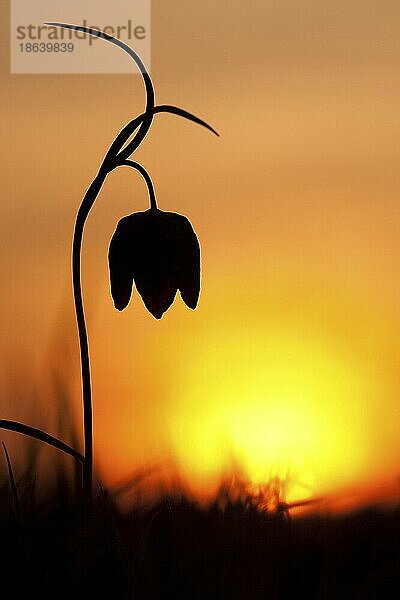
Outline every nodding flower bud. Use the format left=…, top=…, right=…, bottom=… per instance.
left=108, top=208, right=201, bottom=319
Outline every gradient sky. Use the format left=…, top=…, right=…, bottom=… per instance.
left=1, top=1, right=400, bottom=506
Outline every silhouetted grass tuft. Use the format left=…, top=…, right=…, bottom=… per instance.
left=0, top=458, right=400, bottom=599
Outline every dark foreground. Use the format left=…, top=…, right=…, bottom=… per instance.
left=1, top=485, right=399, bottom=599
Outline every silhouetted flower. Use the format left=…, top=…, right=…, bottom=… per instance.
left=108, top=208, right=200, bottom=319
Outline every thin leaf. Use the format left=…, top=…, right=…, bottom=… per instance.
left=115, top=104, right=219, bottom=162
left=0, top=420, right=84, bottom=463
left=154, top=105, right=219, bottom=137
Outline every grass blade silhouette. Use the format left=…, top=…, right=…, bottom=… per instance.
left=2, top=441, right=21, bottom=524
left=0, top=420, right=84, bottom=463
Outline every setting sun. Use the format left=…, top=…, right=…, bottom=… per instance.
left=110, top=272, right=397, bottom=507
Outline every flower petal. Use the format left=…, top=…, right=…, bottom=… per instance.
left=130, top=210, right=180, bottom=318
left=172, top=214, right=201, bottom=310
left=108, top=217, right=135, bottom=311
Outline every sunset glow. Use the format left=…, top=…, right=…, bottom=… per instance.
left=142, top=277, right=398, bottom=506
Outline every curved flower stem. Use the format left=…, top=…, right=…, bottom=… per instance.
left=73, top=161, right=155, bottom=503
left=121, top=161, right=157, bottom=209
left=45, top=23, right=156, bottom=507
left=72, top=170, right=108, bottom=503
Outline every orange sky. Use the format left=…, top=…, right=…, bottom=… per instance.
left=1, top=1, right=400, bottom=508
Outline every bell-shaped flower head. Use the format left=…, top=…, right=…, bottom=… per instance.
left=109, top=208, right=200, bottom=319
